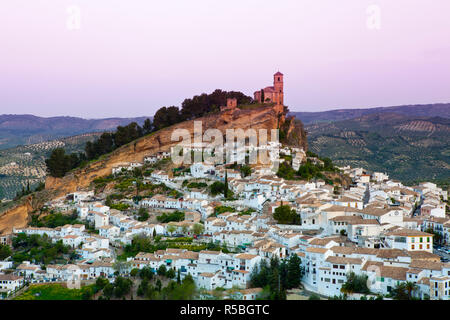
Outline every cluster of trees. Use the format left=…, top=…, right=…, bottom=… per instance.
left=273, top=204, right=301, bottom=225
left=45, top=148, right=85, bottom=178
left=340, top=272, right=370, bottom=294
left=45, top=89, right=252, bottom=179
left=95, top=276, right=133, bottom=300
left=213, top=205, right=235, bottom=216
left=179, top=89, right=252, bottom=120
left=250, top=255, right=302, bottom=300
left=137, top=269, right=197, bottom=300
left=156, top=211, right=185, bottom=223
left=11, top=233, right=74, bottom=264
left=151, top=89, right=252, bottom=131
left=0, top=244, right=12, bottom=260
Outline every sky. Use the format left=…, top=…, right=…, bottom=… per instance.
left=1, top=0, right=450, bottom=118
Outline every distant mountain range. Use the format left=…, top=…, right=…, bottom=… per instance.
left=0, top=115, right=151, bottom=150
left=289, top=103, right=450, bottom=124
left=301, top=111, right=450, bottom=185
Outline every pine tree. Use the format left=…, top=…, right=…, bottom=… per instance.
left=287, top=254, right=302, bottom=288
left=143, top=118, right=152, bottom=134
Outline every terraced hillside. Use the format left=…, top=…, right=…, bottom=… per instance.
left=290, top=103, right=450, bottom=124
left=304, top=112, right=450, bottom=184
left=0, top=133, right=102, bottom=199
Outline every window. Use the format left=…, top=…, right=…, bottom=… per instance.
left=420, top=237, right=423, bottom=243
left=411, top=245, right=415, bottom=250
left=420, top=244, right=423, bottom=250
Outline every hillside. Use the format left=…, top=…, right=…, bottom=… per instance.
left=305, top=112, right=450, bottom=184
left=290, top=103, right=450, bottom=124
left=43, top=104, right=305, bottom=198
left=0, top=114, right=151, bottom=150
left=0, top=104, right=307, bottom=234
left=0, top=132, right=102, bottom=199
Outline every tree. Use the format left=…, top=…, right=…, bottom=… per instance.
left=103, top=283, right=114, bottom=299
left=137, top=208, right=149, bottom=222
left=139, top=266, right=154, bottom=281
left=45, top=148, right=80, bottom=178
left=130, top=268, right=139, bottom=277
left=287, top=254, right=302, bottom=288
left=175, top=269, right=181, bottom=283
left=95, top=277, right=109, bottom=290
left=166, top=224, right=177, bottom=235
left=405, top=282, right=418, bottom=300
left=114, top=276, right=133, bottom=298
left=192, top=223, right=204, bottom=236
left=157, top=265, right=167, bottom=277
left=166, top=268, right=176, bottom=279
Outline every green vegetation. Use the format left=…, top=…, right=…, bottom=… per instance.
left=137, top=273, right=197, bottom=300
left=45, top=148, right=85, bottom=178
left=30, top=210, right=84, bottom=228
left=45, top=121, right=151, bottom=178
left=11, top=233, right=75, bottom=265
left=14, top=284, right=95, bottom=300
left=240, top=165, right=252, bottom=177
left=391, top=282, right=419, bottom=300
left=137, top=207, right=150, bottom=222
left=273, top=204, right=300, bottom=225
left=156, top=211, right=185, bottom=223
left=109, top=203, right=131, bottom=211
left=101, top=276, right=133, bottom=299
left=250, top=255, right=302, bottom=300
left=238, top=208, right=255, bottom=216
left=276, top=158, right=337, bottom=184
left=186, top=182, right=207, bottom=189
left=0, top=244, right=12, bottom=260
left=209, top=181, right=226, bottom=196
left=214, top=206, right=236, bottom=216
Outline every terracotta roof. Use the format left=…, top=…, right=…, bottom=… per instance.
left=325, top=256, right=363, bottom=265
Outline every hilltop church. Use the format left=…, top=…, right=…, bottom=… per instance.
left=254, top=71, right=284, bottom=107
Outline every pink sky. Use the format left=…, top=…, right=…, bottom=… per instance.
left=1, top=0, right=450, bottom=118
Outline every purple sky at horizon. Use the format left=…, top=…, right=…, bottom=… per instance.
left=1, top=0, right=450, bottom=118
